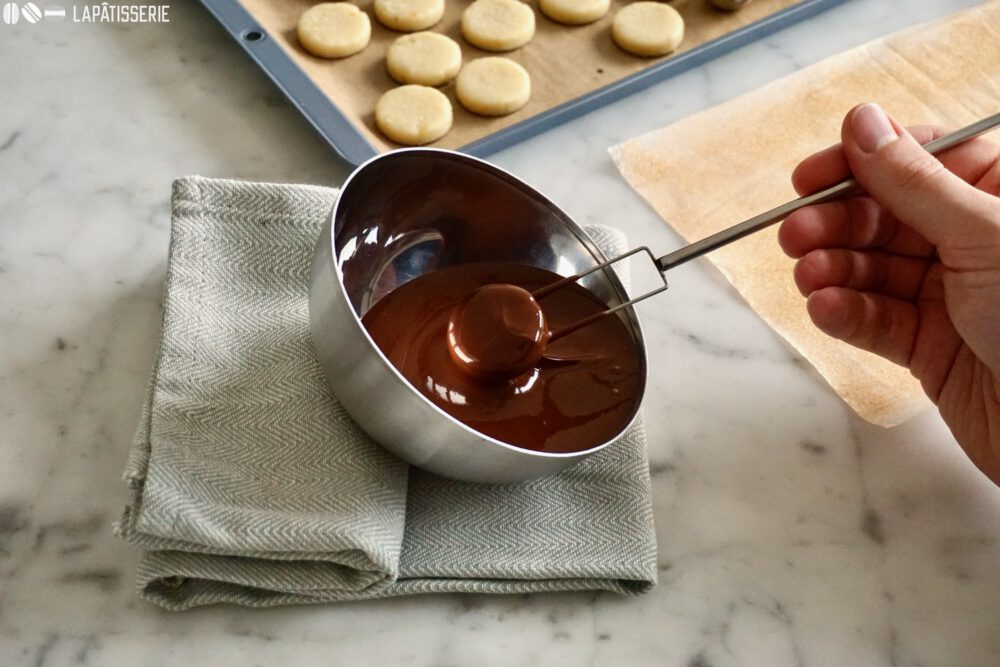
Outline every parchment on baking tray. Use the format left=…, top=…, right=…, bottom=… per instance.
left=238, top=0, right=803, bottom=150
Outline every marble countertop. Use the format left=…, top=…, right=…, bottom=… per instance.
left=2, top=0, right=998, bottom=664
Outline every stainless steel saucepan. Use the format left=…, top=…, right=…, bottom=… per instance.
left=309, top=149, right=645, bottom=483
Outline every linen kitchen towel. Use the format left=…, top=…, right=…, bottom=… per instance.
left=117, top=176, right=657, bottom=610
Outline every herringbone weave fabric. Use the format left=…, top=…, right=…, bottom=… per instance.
left=118, top=176, right=657, bottom=610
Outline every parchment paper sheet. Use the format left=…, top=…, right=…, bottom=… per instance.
left=239, top=0, right=802, bottom=151
left=611, top=2, right=1000, bottom=426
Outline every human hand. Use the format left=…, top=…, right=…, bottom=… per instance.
left=779, top=103, right=1000, bottom=485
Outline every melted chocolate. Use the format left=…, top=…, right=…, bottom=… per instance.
left=360, top=262, right=642, bottom=453
left=447, top=283, right=548, bottom=381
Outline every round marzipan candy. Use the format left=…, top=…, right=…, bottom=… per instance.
left=297, top=3, right=372, bottom=58
left=386, top=32, right=463, bottom=86
left=461, top=0, right=536, bottom=52
left=374, top=0, right=445, bottom=32
left=375, top=85, right=453, bottom=145
left=456, top=57, right=531, bottom=117
left=612, top=2, right=685, bottom=57
left=538, top=0, right=609, bottom=26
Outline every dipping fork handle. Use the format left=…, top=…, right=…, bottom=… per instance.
left=655, top=111, right=1000, bottom=273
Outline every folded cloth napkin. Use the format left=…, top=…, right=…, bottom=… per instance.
left=117, top=176, right=657, bottom=610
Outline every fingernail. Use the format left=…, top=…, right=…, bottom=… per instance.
left=852, top=103, right=899, bottom=153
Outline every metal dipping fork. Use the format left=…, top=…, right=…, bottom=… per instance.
left=536, top=111, right=1000, bottom=342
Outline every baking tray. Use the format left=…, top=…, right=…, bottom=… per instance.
left=200, top=0, right=849, bottom=165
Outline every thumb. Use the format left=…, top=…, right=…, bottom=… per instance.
left=841, top=103, right=1000, bottom=256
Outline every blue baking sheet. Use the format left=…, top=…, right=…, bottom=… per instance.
left=200, top=0, right=849, bottom=166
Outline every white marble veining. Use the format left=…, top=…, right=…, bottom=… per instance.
left=1, top=0, right=998, bottom=665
